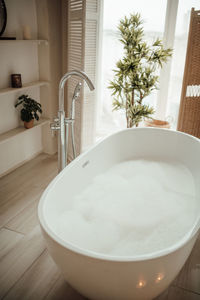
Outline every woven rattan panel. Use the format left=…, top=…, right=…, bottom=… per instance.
left=177, top=9, right=200, bottom=138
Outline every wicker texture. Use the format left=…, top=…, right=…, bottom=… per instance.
left=177, top=9, right=200, bottom=138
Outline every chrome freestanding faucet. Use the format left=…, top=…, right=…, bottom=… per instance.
left=51, top=70, right=95, bottom=172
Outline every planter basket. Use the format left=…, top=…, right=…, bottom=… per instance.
left=145, top=119, right=170, bottom=129
left=177, top=8, right=200, bottom=138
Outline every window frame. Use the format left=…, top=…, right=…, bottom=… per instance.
left=156, top=0, right=179, bottom=120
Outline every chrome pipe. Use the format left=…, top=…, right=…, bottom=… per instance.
left=71, top=121, right=76, bottom=159
left=58, top=110, right=66, bottom=172
left=65, top=121, right=69, bottom=166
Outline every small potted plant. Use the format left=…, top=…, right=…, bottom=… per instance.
left=109, top=13, right=173, bottom=128
left=15, top=94, right=42, bottom=129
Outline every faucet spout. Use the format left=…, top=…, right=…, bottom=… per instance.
left=59, top=70, right=94, bottom=112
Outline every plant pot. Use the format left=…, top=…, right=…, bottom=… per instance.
left=24, top=119, right=34, bottom=129
left=144, top=118, right=170, bottom=129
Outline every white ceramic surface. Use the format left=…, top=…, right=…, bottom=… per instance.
left=38, top=128, right=200, bottom=300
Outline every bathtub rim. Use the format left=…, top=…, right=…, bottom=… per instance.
left=38, top=127, right=200, bottom=263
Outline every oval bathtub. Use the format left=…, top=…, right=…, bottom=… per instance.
left=38, top=128, right=200, bottom=300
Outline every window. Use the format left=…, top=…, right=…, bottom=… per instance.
left=96, top=0, right=200, bottom=139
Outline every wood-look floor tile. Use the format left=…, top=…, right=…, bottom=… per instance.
left=0, top=154, right=57, bottom=204
left=174, top=238, right=200, bottom=294
left=155, top=286, right=200, bottom=300
left=45, top=275, right=86, bottom=300
left=4, top=250, right=60, bottom=300
left=0, top=187, right=42, bottom=228
left=0, top=154, right=48, bottom=195
left=0, top=154, right=56, bottom=190
left=5, top=198, right=40, bottom=235
left=0, top=228, right=24, bottom=260
left=0, top=155, right=57, bottom=229
left=154, top=286, right=169, bottom=300
left=0, top=225, right=46, bottom=299
left=17, top=153, right=58, bottom=190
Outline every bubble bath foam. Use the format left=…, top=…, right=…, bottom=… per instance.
left=55, top=159, right=197, bottom=257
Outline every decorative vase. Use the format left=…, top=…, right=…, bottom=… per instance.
left=24, top=119, right=34, bottom=129
left=144, top=118, right=170, bottom=129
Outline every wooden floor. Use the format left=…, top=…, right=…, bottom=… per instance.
left=0, top=153, right=199, bottom=300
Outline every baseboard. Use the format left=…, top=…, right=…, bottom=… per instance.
left=0, top=150, right=43, bottom=178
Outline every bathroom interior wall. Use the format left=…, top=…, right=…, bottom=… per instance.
left=3, top=0, right=38, bottom=40
left=0, top=0, right=62, bottom=176
left=36, top=0, right=62, bottom=155
left=47, top=0, right=62, bottom=120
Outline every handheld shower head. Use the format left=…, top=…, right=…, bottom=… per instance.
left=71, top=70, right=95, bottom=91
left=72, top=82, right=82, bottom=102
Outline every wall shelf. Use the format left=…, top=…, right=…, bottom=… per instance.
left=0, top=39, right=48, bottom=45
left=0, top=1, right=55, bottom=176
left=0, top=81, right=50, bottom=96
left=0, top=118, right=50, bottom=144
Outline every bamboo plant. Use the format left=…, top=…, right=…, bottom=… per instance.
left=109, top=13, right=173, bottom=128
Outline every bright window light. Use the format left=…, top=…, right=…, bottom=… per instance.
left=96, top=0, right=200, bottom=139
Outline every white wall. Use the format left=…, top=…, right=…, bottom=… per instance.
left=36, top=0, right=62, bottom=155
left=4, top=0, right=38, bottom=40
left=0, top=89, right=40, bottom=135
left=0, top=43, right=39, bottom=89
left=0, top=127, right=43, bottom=175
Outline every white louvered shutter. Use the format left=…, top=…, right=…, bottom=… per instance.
left=62, top=0, right=101, bottom=160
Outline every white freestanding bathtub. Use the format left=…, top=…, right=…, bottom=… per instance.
left=38, top=128, right=200, bottom=300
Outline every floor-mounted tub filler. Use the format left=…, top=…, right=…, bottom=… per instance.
left=38, top=128, right=200, bottom=300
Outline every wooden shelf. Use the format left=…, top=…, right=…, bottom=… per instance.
left=0, top=39, right=48, bottom=45
left=0, top=81, right=50, bottom=96
left=0, top=118, right=50, bottom=144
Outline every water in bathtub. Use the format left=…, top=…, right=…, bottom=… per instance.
left=55, top=159, right=197, bottom=256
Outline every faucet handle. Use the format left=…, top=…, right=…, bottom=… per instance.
left=53, top=116, right=59, bottom=122
left=50, top=117, right=60, bottom=135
